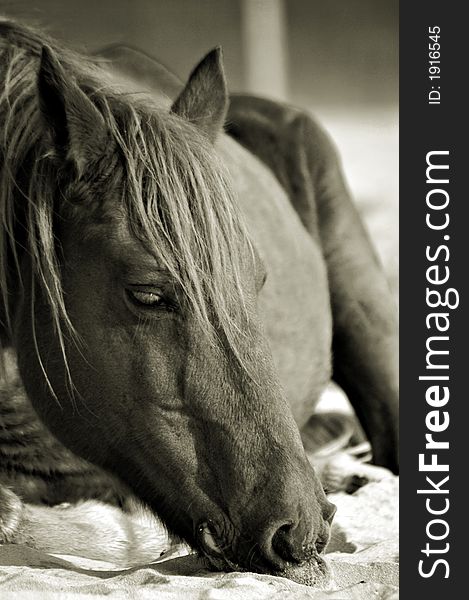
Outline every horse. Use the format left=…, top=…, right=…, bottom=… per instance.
left=0, top=19, right=398, bottom=580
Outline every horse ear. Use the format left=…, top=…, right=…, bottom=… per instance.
left=37, top=46, right=107, bottom=177
left=171, top=47, right=228, bottom=142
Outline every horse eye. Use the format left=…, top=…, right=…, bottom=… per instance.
left=128, top=289, right=163, bottom=307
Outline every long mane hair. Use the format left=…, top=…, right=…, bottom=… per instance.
left=0, top=19, right=251, bottom=394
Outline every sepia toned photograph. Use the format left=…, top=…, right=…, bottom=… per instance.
left=0, top=1, right=398, bottom=598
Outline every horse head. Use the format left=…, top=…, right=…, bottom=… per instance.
left=6, top=43, right=335, bottom=575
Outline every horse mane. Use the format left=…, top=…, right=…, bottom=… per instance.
left=0, top=19, right=252, bottom=396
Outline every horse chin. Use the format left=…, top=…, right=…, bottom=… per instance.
left=278, top=554, right=332, bottom=587
left=202, top=549, right=331, bottom=587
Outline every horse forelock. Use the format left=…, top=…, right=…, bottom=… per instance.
left=89, top=98, right=254, bottom=369
left=0, top=20, right=254, bottom=394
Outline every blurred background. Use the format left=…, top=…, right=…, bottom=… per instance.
left=0, top=0, right=398, bottom=292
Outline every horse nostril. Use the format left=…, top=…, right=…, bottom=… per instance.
left=271, top=522, right=297, bottom=563
left=269, top=513, right=334, bottom=565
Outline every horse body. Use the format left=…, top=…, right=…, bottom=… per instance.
left=0, top=19, right=397, bottom=579
left=219, top=135, right=332, bottom=426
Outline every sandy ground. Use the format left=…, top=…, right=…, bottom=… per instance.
left=0, top=476, right=398, bottom=599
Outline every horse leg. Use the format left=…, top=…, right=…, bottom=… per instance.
left=0, top=483, right=168, bottom=565
left=227, top=98, right=398, bottom=473
left=286, top=112, right=398, bottom=473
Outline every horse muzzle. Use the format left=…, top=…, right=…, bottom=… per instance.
left=196, top=508, right=334, bottom=584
